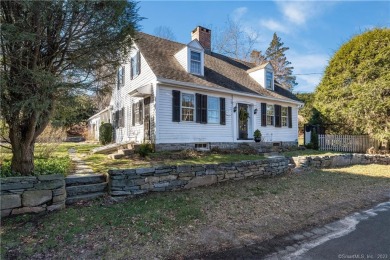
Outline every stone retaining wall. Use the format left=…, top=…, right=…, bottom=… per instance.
left=108, top=158, right=290, bottom=197
left=292, top=154, right=390, bottom=169
left=1, top=174, right=66, bottom=217
left=155, top=142, right=297, bottom=152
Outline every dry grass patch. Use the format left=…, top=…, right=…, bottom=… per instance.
left=1, top=164, right=389, bottom=259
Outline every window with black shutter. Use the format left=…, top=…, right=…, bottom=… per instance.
left=220, top=98, right=226, bottom=125
left=118, top=108, right=122, bottom=128
left=172, top=90, right=181, bottom=122
left=132, top=103, right=135, bottom=126
left=288, top=106, right=292, bottom=128
left=138, top=100, right=143, bottom=125
left=261, top=103, right=267, bottom=126
left=275, top=105, right=281, bottom=127
left=195, top=93, right=207, bottom=123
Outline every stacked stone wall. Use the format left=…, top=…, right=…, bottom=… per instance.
left=108, top=158, right=290, bottom=197
left=292, top=154, right=390, bottom=169
left=1, top=174, right=65, bottom=217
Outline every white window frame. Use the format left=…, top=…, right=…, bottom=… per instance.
left=207, top=96, right=220, bottom=124
left=266, top=104, right=274, bottom=126
left=181, top=93, right=195, bottom=122
left=266, top=71, right=273, bottom=90
left=131, top=52, right=140, bottom=79
left=281, top=107, right=288, bottom=127
left=190, top=50, right=201, bottom=75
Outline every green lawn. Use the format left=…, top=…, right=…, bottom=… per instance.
left=282, top=149, right=343, bottom=157
left=84, top=152, right=264, bottom=174
left=1, top=164, right=389, bottom=259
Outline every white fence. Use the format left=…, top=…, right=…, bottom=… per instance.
left=318, top=135, right=372, bottom=153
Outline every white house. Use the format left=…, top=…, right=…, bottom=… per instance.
left=88, top=26, right=303, bottom=151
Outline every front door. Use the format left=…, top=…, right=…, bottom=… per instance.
left=143, top=97, right=151, bottom=141
left=238, top=103, right=249, bottom=139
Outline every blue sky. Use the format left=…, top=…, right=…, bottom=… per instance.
left=137, top=1, right=390, bottom=93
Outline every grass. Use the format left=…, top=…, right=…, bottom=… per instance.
left=1, top=164, right=389, bottom=259
left=282, top=149, right=343, bottom=157
left=83, top=152, right=265, bottom=174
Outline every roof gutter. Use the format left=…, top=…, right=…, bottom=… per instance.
left=87, top=106, right=111, bottom=121
left=156, top=77, right=304, bottom=106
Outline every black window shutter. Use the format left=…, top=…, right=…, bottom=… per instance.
left=137, top=51, right=141, bottom=75
left=196, top=93, right=201, bottom=123
left=115, top=111, right=119, bottom=129
left=220, top=98, right=226, bottom=125
left=288, top=106, right=292, bottom=128
left=261, top=103, right=267, bottom=126
left=139, top=100, right=143, bottom=124
left=132, top=103, right=135, bottom=126
left=201, top=94, right=207, bottom=124
left=275, top=105, right=281, bottom=127
left=172, top=90, right=181, bottom=122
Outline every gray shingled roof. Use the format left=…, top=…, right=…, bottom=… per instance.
left=135, top=32, right=301, bottom=103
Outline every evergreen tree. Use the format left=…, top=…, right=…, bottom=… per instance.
left=265, top=33, right=297, bottom=90
left=0, top=0, right=141, bottom=175
left=314, top=28, right=390, bottom=144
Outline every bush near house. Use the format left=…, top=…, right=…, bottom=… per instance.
left=99, top=123, right=113, bottom=145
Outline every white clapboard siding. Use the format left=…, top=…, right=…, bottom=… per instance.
left=156, top=85, right=299, bottom=144
left=319, top=134, right=372, bottom=153
left=111, top=45, right=157, bottom=143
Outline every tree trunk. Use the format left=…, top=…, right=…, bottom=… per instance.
left=9, top=123, right=36, bottom=175
left=10, top=139, right=35, bottom=175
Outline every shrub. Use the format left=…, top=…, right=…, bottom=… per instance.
left=99, top=123, right=113, bottom=145
left=138, top=143, right=153, bottom=157
left=311, top=131, right=319, bottom=150
left=0, top=157, right=71, bottom=178
left=254, top=129, right=262, bottom=139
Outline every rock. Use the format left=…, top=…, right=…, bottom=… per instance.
left=66, top=182, right=107, bottom=197
left=184, top=175, right=217, bottom=189
left=12, top=206, right=46, bottom=215
left=47, top=203, right=65, bottom=211
left=1, top=209, right=12, bottom=217
left=0, top=176, right=36, bottom=184
left=65, top=174, right=106, bottom=185
left=34, top=179, right=64, bottom=190
left=22, top=190, right=52, bottom=207
left=1, top=194, right=22, bottom=210
left=135, top=167, right=155, bottom=175
left=1, top=182, right=34, bottom=190
left=37, top=174, right=64, bottom=181
left=53, top=187, right=66, bottom=196
left=52, top=192, right=67, bottom=203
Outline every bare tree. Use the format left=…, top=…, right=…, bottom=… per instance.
left=154, top=26, right=176, bottom=41
left=213, top=17, right=259, bottom=61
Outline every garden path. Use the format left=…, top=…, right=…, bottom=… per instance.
left=68, top=148, right=94, bottom=175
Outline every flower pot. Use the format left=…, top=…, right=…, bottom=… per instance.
left=254, top=137, right=261, bottom=143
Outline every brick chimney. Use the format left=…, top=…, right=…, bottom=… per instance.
left=191, top=26, right=211, bottom=53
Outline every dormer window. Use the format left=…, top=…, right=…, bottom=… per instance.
left=190, top=51, right=201, bottom=75
left=266, top=71, right=273, bottom=90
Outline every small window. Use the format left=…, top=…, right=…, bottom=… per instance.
left=281, top=107, right=288, bottom=127
left=182, top=93, right=195, bottom=121
left=133, top=101, right=143, bottom=125
left=195, top=143, right=209, bottom=151
left=267, top=104, right=274, bottom=125
left=266, top=71, right=273, bottom=89
left=131, top=51, right=140, bottom=79
left=207, top=96, right=220, bottom=123
left=190, top=51, right=201, bottom=75
left=117, top=66, right=125, bottom=89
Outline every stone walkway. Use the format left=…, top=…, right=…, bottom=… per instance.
left=68, top=148, right=94, bottom=175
